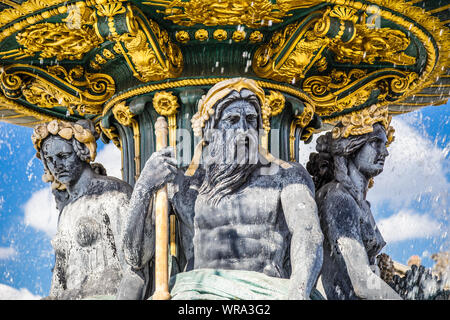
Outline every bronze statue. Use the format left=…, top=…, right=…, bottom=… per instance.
left=119, top=78, right=324, bottom=300
left=32, top=119, right=132, bottom=299
left=307, top=105, right=401, bottom=300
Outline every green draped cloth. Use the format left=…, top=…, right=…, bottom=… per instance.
left=168, top=268, right=325, bottom=300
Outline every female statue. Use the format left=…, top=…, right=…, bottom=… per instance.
left=306, top=105, right=401, bottom=300
left=32, top=119, right=132, bottom=299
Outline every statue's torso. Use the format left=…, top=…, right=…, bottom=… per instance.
left=50, top=189, right=129, bottom=299
left=317, top=182, right=386, bottom=300
left=175, top=167, right=292, bottom=278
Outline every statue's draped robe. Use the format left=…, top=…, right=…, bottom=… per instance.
left=168, top=268, right=325, bottom=300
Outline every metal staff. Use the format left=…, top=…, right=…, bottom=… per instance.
left=152, top=116, right=171, bottom=300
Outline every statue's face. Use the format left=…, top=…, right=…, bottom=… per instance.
left=200, top=99, right=260, bottom=205
left=215, top=100, right=259, bottom=165
left=217, top=100, right=258, bottom=131
left=353, top=124, right=389, bottom=178
left=41, top=136, right=85, bottom=186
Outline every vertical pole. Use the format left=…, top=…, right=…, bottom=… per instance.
left=152, top=116, right=171, bottom=300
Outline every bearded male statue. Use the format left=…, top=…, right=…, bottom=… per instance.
left=118, top=78, right=324, bottom=300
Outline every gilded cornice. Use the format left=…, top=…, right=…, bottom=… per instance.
left=0, top=0, right=447, bottom=128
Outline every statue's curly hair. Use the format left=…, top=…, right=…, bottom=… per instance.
left=38, top=119, right=99, bottom=189
left=306, top=123, right=385, bottom=200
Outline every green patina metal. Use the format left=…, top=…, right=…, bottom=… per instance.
left=0, top=0, right=448, bottom=185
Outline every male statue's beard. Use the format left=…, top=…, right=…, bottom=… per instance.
left=199, top=129, right=259, bottom=206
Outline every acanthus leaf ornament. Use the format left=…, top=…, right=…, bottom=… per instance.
left=15, top=22, right=103, bottom=61
left=1, top=2, right=183, bottom=85
left=145, top=0, right=323, bottom=28
left=0, top=64, right=116, bottom=116
left=110, top=8, right=183, bottom=83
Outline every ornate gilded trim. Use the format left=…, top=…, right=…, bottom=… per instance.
left=110, top=8, right=183, bottom=83
left=323, top=0, right=450, bottom=109
left=112, top=101, right=141, bottom=178
left=302, top=68, right=418, bottom=116
left=0, top=2, right=183, bottom=85
left=153, top=91, right=179, bottom=156
left=143, top=0, right=322, bottom=28
left=289, top=102, right=315, bottom=160
left=102, top=77, right=316, bottom=119
left=253, top=12, right=329, bottom=84
left=99, top=122, right=122, bottom=150
left=261, top=90, right=286, bottom=149
left=0, top=64, right=116, bottom=116
left=0, top=92, right=56, bottom=126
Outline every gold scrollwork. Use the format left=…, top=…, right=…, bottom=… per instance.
left=0, top=92, right=56, bottom=126
left=1, top=2, right=183, bottom=85
left=302, top=68, right=418, bottom=116
left=253, top=16, right=330, bottom=84
left=103, top=77, right=316, bottom=121
left=100, top=123, right=122, bottom=149
left=260, top=90, right=286, bottom=149
left=112, top=101, right=136, bottom=127
left=112, top=10, right=183, bottom=83
left=145, top=0, right=322, bottom=28
left=264, top=90, right=285, bottom=122
left=253, top=6, right=418, bottom=87
left=327, top=21, right=416, bottom=65
left=14, top=22, right=102, bottom=61
left=1, top=65, right=115, bottom=116
left=323, top=0, right=449, bottom=108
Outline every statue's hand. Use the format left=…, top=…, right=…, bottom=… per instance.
left=138, top=146, right=178, bottom=191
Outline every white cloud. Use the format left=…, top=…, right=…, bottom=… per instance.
left=95, top=143, right=122, bottom=179
left=23, top=187, right=58, bottom=238
left=377, top=209, right=442, bottom=243
left=0, top=247, right=16, bottom=260
left=0, top=284, right=41, bottom=300
left=367, top=118, right=449, bottom=211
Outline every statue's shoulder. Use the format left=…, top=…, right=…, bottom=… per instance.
left=317, top=182, right=359, bottom=219
left=276, top=160, right=315, bottom=194
left=88, top=175, right=133, bottom=198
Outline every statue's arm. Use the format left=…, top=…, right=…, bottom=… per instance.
left=122, top=147, right=178, bottom=270
left=324, top=195, right=402, bottom=300
left=281, top=183, right=323, bottom=300
left=122, top=180, right=155, bottom=269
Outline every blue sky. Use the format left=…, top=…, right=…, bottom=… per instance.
left=0, top=102, right=448, bottom=299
